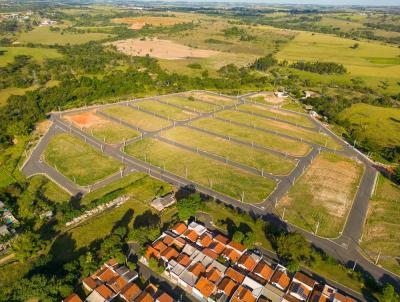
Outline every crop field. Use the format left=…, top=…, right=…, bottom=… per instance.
left=159, top=95, right=219, bottom=113
left=0, top=47, right=62, bottom=67
left=64, top=110, right=140, bottom=144
left=135, top=100, right=197, bottom=121
left=191, top=117, right=311, bottom=157
left=277, top=152, right=364, bottom=237
left=17, top=27, right=113, bottom=45
left=361, top=174, right=400, bottom=275
left=216, top=110, right=341, bottom=150
left=239, top=103, right=315, bottom=128
left=186, top=91, right=238, bottom=106
left=124, top=138, right=276, bottom=203
left=160, top=126, right=296, bottom=175
left=43, top=133, right=123, bottom=186
left=101, top=105, right=171, bottom=131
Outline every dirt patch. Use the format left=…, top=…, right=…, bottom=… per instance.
left=64, top=111, right=109, bottom=128
left=250, top=92, right=286, bottom=104
left=35, top=120, right=53, bottom=136
left=112, top=16, right=190, bottom=29
left=109, top=38, right=219, bottom=60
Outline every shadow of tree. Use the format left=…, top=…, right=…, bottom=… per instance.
left=133, top=210, right=160, bottom=229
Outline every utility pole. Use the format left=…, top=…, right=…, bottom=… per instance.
left=120, top=167, right=123, bottom=178
left=375, top=250, right=381, bottom=265
left=241, top=191, right=245, bottom=203
left=282, top=207, right=286, bottom=220
left=315, top=220, right=320, bottom=235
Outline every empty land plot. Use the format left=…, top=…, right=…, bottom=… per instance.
left=136, top=100, right=197, bottom=121
left=247, top=92, right=286, bottom=105
left=186, top=91, right=237, bottom=106
left=160, top=127, right=296, bottom=175
left=191, top=118, right=311, bottom=157
left=64, top=110, right=139, bottom=144
left=361, top=174, right=400, bottom=275
left=277, top=152, right=364, bottom=238
left=239, top=103, right=315, bottom=128
left=101, top=105, right=171, bottom=132
left=43, top=133, right=123, bottom=186
left=124, top=138, right=276, bottom=203
left=160, top=95, right=218, bottom=113
left=217, top=110, right=341, bottom=150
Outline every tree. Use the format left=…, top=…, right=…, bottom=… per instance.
left=176, top=193, right=203, bottom=221
left=243, top=231, right=255, bottom=249
left=232, top=231, right=244, bottom=243
left=12, top=232, right=47, bottom=262
left=393, top=166, right=400, bottom=184
left=381, top=284, right=398, bottom=302
left=251, top=55, right=277, bottom=71
left=276, top=232, right=312, bottom=272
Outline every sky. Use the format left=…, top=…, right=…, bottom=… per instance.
left=148, top=0, right=400, bottom=5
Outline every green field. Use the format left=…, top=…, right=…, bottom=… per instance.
left=361, top=174, right=400, bottom=275
left=44, top=133, right=123, bottom=186
left=192, top=117, right=311, bottom=157
left=160, top=126, right=296, bottom=175
left=239, top=103, right=315, bottom=128
left=338, top=103, right=400, bottom=156
left=160, top=95, right=219, bottom=113
left=277, top=31, right=400, bottom=93
left=277, top=152, right=363, bottom=238
left=17, top=26, right=113, bottom=45
left=101, top=105, right=171, bottom=131
left=0, top=47, right=62, bottom=67
left=217, top=110, right=341, bottom=150
left=124, top=138, right=276, bottom=203
left=136, top=100, right=197, bottom=121
left=188, top=92, right=238, bottom=106
left=29, top=175, right=71, bottom=203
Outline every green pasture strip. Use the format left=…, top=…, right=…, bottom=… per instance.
left=160, top=95, right=218, bottom=113
left=136, top=100, right=196, bottom=121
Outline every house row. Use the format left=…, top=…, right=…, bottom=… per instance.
left=143, top=222, right=357, bottom=302
left=63, top=259, right=175, bottom=302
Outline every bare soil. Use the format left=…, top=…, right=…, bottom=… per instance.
left=64, top=111, right=108, bottom=128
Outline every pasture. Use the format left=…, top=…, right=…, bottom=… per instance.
left=160, top=126, right=296, bottom=175
left=64, top=110, right=139, bottom=144
left=124, top=138, right=276, bottom=204
left=160, top=95, right=218, bottom=113
left=277, top=152, right=364, bottom=238
left=0, top=47, right=62, bottom=67
left=191, top=117, right=311, bottom=157
left=43, top=133, right=123, bottom=186
left=101, top=105, right=171, bottom=131
left=361, top=174, right=400, bottom=275
left=136, top=100, right=197, bottom=121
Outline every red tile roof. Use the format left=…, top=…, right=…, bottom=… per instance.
left=189, top=262, right=206, bottom=277
left=121, top=283, right=142, bottom=301
left=106, top=258, right=119, bottom=267
left=63, top=293, right=83, bottom=302
left=98, top=268, right=117, bottom=283
left=82, top=277, right=97, bottom=290
left=223, top=248, right=241, bottom=262
left=218, top=277, right=238, bottom=297
left=172, top=223, right=187, bottom=235
left=183, top=229, right=199, bottom=242
left=225, top=267, right=245, bottom=283
left=206, top=267, right=222, bottom=283
left=202, top=248, right=218, bottom=260
left=195, top=277, right=216, bottom=298
left=253, top=261, right=274, bottom=281
left=108, top=275, right=128, bottom=293
left=153, top=240, right=168, bottom=253
left=210, top=242, right=226, bottom=254
left=238, top=254, right=257, bottom=271
left=145, top=246, right=161, bottom=260
left=136, top=291, right=155, bottom=302
left=160, top=247, right=179, bottom=260
left=231, top=285, right=256, bottom=302
left=214, top=234, right=230, bottom=245
left=271, top=270, right=290, bottom=290
left=227, top=241, right=246, bottom=253
left=198, top=233, right=213, bottom=247
left=294, top=272, right=317, bottom=288
left=95, top=284, right=114, bottom=299
left=156, top=292, right=174, bottom=302
left=174, top=237, right=186, bottom=248
left=176, top=253, right=192, bottom=267
left=163, top=235, right=175, bottom=246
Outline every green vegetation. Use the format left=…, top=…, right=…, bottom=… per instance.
left=192, top=117, right=311, bottom=156
left=0, top=47, right=62, bottom=67
left=161, top=95, right=218, bottom=113
left=177, top=193, right=203, bottom=221
left=290, top=61, right=347, bottom=74
left=136, top=100, right=196, bottom=121
left=277, top=152, right=363, bottom=238
left=217, top=110, right=341, bottom=149
left=101, top=105, right=171, bottom=131
left=361, top=174, right=400, bottom=275
left=84, top=121, right=139, bottom=144
left=29, top=175, right=71, bottom=203
left=125, top=138, right=276, bottom=203
left=161, top=126, right=296, bottom=175
left=44, top=133, right=123, bottom=186
left=251, top=54, right=277, bottom=71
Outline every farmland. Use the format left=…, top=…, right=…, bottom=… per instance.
left=43, top=133, right=123, bottom=186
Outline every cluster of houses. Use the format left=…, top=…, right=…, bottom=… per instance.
left=63, top=259, right=175, bottom=302
left=0, top=201, right=18, bottom=240
left=142, top=222, right=357, bottom=302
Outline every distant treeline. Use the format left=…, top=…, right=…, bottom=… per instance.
left=290, top=61, right=347, bottom=74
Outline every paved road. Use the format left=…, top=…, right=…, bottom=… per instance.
left=21, top=90, right=398, bottom=290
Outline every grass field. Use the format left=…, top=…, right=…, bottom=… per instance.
left=160, top=126, right=296, bottom=175
left=338, top=103, right=400, bottom=156
left=277, top=152, right=364, bottom=238
left=160, top=95, right=219, bottom=113
left=247, top=92, right=286, bottom=105
left=17, top=27, right=113, bottom=45
left=361, top=174, right=400, bottom=275
left=276, top=31, right=400, bottom=93
left=187, top=91, right=238, bottom=106
left=0, top=46, right=62, bottom=67
left=239, top=103, right=315, bottom=128
left=136, top=100, right=197, bottom=121
left=124, top=138, right=276, bottom=203
left=217, top=110, right=341, bottom=150
left=64, top=111, right=140, bottom=144
left=44, top=133, right=123, bottom=186
left=192, top=117, right=311, bottom=157
left=29, top=175, right=71, bottom=203
left=0, top=86, right=40, bottom=107
left=101, top=105, right=171, bottom=131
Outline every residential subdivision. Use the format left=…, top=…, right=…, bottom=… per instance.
left=142, top=222, right=357, bottom=302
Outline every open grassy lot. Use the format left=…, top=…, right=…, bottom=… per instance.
left=192, top=117, right=311, bottom=157
left=281, top=101, right=307, bottom=113
left=0, top=47, right=62, bottom=67
left=160, top=126, right=296, bottom=175
left=124, top=138, right=276, bottom=203
left=51, top=173, right=173, bottom=263
left=277, top=152, right=364, bottom=238
left=217, top=110, right=341, bottom=150
left=29, top=175, right=71, bottom=203
left=101, top=105, right=171, bottom=131
left=361, top=174, right=400, bottom=275
left=338, top=103, right=400, bottom=157
left=186, top=91, right=238, bottom=106
left=160, top=95, right=218, bottom=113
left=136, top=100, right=197, bottom=121
left=43, top=133, right=123, bottom=186
left=0, top=86, right=40, bottom=107
left=17, top=26, right=113, bottom=45
left=239, top=103, right=315, bottom=128
left=276, top=31, right=400, bottom=93
left=64, top=110, right=139, bottom=144
left=247, top=92, right=286, bottom=105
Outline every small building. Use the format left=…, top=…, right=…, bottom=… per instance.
left=63, top=293, right=83, bottom=302
left=150, top=193, right=176, bottom=212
